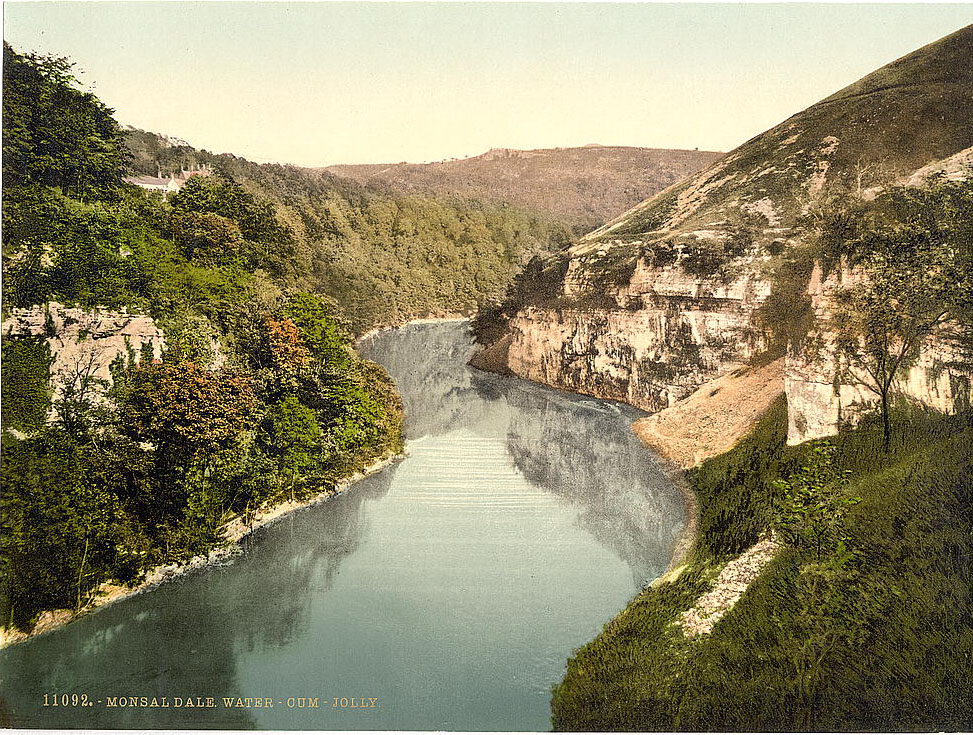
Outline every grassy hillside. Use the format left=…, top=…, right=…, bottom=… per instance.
left=326, top=145, right=722, bottom=233
left=125, top=130, right=573, bottom=333
left=489, top=24, right=973, bottom=314
left=536, top=27, right=973, bottom=731
left=552, top=398, right=973, bottom=730
left=590, top=24, right=973, bottom=247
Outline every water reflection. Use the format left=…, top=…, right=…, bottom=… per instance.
left=0, top=467, right=399, bottom=730
left=500, top=383, right=682, bottom=586
left=0, top=572, right=257, bottom=729
left=360, top=321, right=489, bottom=439
left=361, top=321, right=683, bottom=585
left=1, top=321, right=684, bottom=731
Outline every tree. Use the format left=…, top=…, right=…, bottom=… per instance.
left=1, top=336, right=53, bottom=432
left=168, top=173, right=294, bottom=272
left=52, top=344, right=113, bottom=438
left=2, top=43, right=123, bottom=201
left=263, top=316, right=311, bottom=373
left=823, top=179, right=973, bottom=451
left=264, top=395, right=322, bottom=499
left=773, top=442, right=860, bottom=729
left=0, top=429, right=125, bottom=628
left=170, top=210, right=243, bottom=264
left=285, top=292, right=350, bottom=367
left=123, top=361, right=256, bottom=455
left=773, top=443, right=857, bottom=562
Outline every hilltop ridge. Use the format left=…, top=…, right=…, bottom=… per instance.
left=326, top=145, right=722, bottom=231
left=586, top=24, right=973, bottom=247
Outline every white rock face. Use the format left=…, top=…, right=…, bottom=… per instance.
left=784, top=265, right=972, bottom=444
left=2, top=303, right=166, bottom=405
left=504, top=262, right=771, bottom=413
left=497, top=254, right=970, bottom=446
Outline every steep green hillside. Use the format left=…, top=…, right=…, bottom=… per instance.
left=552, top=400, right=973, bottom=731
left=488, top=24, right=973, bottom=308
left=470, top=25, right=973, bottom=435
left=591, top=24, right=973, bottom=245
left=326, top=145, right=722, bottom=233
left=534, top=25, right=973, bottom=731
left=125, top=130, right=573, bottom=333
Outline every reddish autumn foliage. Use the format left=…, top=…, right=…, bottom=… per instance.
left=263, top=316, right=311, bottom=371
left=124, top=362, right=257, bottom=452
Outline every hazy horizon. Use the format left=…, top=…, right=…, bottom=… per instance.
left=4, top=3, right=971, bottom=167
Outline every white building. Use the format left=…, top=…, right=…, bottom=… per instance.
left=123, top=164, right=213, bottom=197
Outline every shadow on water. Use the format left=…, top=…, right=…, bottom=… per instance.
left=361, top=321, right=683, bottom=586
left=495, top=377, right=682, bottom=587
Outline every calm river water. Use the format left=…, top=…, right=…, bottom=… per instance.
left=0, top=321, right=685, bottom=730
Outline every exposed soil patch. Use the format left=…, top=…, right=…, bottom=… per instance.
left=632, top=358, right=785, bottom=468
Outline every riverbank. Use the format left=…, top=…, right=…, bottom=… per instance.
left=2, top=317, right=471, bottom=649
left=0, top=451, right=402, bottom=649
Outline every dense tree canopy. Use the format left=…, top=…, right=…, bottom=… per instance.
left=2, top=43, right=123, bottom=200
left=0, top=45, right=405, bottom=631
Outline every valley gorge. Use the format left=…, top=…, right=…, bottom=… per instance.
left=474, top=26, right=973, bottom=454
left=2, top=14, right=973, bottom=734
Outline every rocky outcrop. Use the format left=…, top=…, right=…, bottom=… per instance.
left=784, top=266, right=972, bottom=444
left=475, top=27, right=973, bottom=445
left=2, top=303, right=166, bottom=405
left=502, top=261, right=771, bottom=414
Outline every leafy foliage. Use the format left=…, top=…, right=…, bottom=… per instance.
left=825, top=178, right=973, bottom=449
left=2, top=43, right=123, bottom=201
left=755, top=243, right=816, bottom=354
left=0, top=45, right=404, bottom=631
left=773, top=443, right=858, bottom=562
left=170, top=210, right=243, bottom=265
left=0, top=336, right=53, bottom=433
left=123, top=362, right=257, bottom=454
left=264, top=395, right=322, bottom=479
left=126, top=132, right=574, bottom=333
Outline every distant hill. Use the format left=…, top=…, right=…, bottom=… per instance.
left=472, top=24, right=973, bottom=732
left=326, top=146, right=722, bottom=232
left=474, top=24, right=973, bottom=415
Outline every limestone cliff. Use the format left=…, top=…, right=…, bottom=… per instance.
left=784, top=265, right=972, bottom=444
left=2, top=303, right=166, bottom=408
left=501, top=258, right=771, bottom=413
left=473, top=25, right=973, bottom=450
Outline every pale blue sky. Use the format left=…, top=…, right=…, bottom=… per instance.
left=4, top=3, right=972, bottom=165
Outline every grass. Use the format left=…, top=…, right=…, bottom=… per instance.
left=551, top=398, right=973, bottom=731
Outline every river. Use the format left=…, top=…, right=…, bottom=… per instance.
left=0, top=321, right=685, bottom=730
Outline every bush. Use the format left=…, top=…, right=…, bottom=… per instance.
left=1, top=335, right=53, bottom=432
